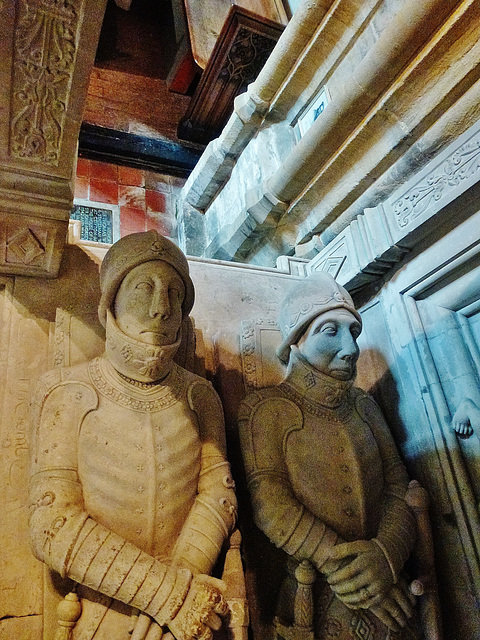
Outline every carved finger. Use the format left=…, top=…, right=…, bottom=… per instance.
left=201, top=610, right=222, bottom=631
left=370, top=605, right=401, bottom=632
left=328, top=540, right=369, bottom=561
left=335, top=588, right=377, bottom=608
left=131, top=613, right=153, bottom=640
left=326, top=561, right=361, bottom=586
left=195, top=626, right=213, bottom=640
left=209, top=591, right=228, bottom=617
left=329, top=575, right=366, bottom=595
left=381, top=597, right=408, bottom=628
left=391, top=585, right=415, bottom=619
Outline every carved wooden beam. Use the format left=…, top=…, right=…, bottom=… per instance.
left=178, top=7, right=284, bottom=146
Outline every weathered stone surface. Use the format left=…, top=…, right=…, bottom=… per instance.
left=238, top=272, right=429, bottom=639
left=0, top=615, right=43, bottom=640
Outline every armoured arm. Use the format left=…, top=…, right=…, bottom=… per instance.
left=238, top=392, right=341, bottom=574
left=171, top=380, right=237, bottom=575
left=356, top=392, right=416, bottom=582
left=29, top=375, right=221, bottom=636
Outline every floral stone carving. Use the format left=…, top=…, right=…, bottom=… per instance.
left=11, top=0, right=81, bottom=164
left=29, top=231, right=238, bottom=640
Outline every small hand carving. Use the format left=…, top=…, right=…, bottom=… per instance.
left=369, top=578, right=416, bottom=632
left=326, top=540, right=393, bottom=608
left=452, top=398, right=480, bottom=439
left=168, top=575, right=228, bottom=640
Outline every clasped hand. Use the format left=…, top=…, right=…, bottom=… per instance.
left=168, top=574, right=229, bottom=640
left=324, top=540, right=415, bottom=631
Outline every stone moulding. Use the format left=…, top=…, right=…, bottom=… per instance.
left=10, top=0, right=82, bottom=165
left=393, top=128, right=480, bottom=229
left=307, top=118, right=480, bottom=291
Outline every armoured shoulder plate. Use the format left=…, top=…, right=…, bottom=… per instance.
left=32, top=377, right=98, bottom=475
left=354, top=389, right=389, bottom=429
left=239, top=388, right=303, bottom=473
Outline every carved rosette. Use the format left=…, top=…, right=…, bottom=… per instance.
left=10, top=0, right=81, bottom=164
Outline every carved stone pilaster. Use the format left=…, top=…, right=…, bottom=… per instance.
left=10, top=0, right=81, bottom=165
left=0, top=0, right=106, bottom=277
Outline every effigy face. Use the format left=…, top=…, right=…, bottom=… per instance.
left=114, top=260, right=185, bottom=347
left=296, top=309, right=361, bottom=381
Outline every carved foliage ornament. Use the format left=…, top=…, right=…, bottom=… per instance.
left=394, top=133, right=480, bottom=228
left=10, top=0, right=81, bottom=164
left=219, top=28, right=276, bottom=86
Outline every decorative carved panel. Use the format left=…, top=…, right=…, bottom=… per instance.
left=308, top=119, right=480, bottom=292
left=178, top=7, right=284, bottom=145
left=240, top=318, right=284, bottom=393
left=0, top=214, right=66, bottom=277
left=10, top=0, right=83, bottom=165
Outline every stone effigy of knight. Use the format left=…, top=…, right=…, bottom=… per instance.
left=29, top=231, right=237, bottom=640
left=239, top=272, right=422, bottom=640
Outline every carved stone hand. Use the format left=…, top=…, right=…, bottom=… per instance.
left=166, top=575, right=228, bottom=640
left=369, top=578, right=416, bottom=631
left=326, top=539, right=393, bottom=607
left=452, top=397, right=480, bottom=439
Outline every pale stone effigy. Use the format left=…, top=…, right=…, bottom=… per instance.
left=239, top=273, right=422, bottom=640
left=29, top=231, right=237, bottom=640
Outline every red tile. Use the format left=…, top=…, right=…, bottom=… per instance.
left=144, top=171, right=171, bottom=192
left=146, top=212, right=173, bottom=237
left=74, top=176, right=89, bottom=200
left=90, top=160, right=118, bottom=182
left=120, top=206, right=146, bottom=235
left=119, top=185, right=146, bottom=209
left=76, top=157, right=91, bottom=178
left=118, top=165, right=145, bottom=187
left=145, top=189, right=167, bottom=214
left=90, top=178, right=118, bottom=204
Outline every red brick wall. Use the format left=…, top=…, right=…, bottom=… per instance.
left=83, top=68, right=191, bottom=142
left=74, top=157, right=185, bottom=240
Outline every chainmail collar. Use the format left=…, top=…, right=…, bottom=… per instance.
left=104, top=309, right=181, bottom=383
left=283, top=346, right=354, bottom=409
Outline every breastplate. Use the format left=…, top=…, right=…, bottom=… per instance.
left=284, top=403, right=383, bottom=541
left=77, top=358, right=201, bottom=560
